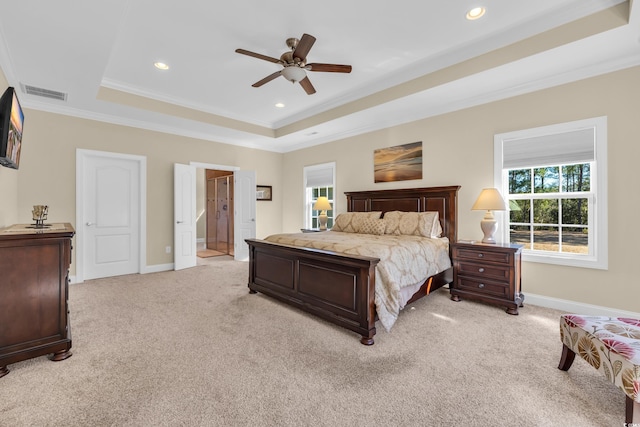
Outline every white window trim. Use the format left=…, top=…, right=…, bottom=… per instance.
left=303, top=162, right=336, bottom=229
left=493, top=116, right=608, bottom=270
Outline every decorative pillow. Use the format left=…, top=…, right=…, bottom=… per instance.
left=382, top=211, right=443, bottom=238
left=331, top=212, right=383, bottom=233
left=355, top=218, right=386, bottom=235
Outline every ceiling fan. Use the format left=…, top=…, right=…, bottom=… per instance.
left=235, top=33, right=352, bottom=95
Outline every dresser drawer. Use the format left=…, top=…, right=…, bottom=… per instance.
left=456, top=277, right=508, bottom=298
left=455, top=247, right=512, bottom=264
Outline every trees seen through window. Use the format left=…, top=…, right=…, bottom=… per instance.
left=508, top=163, right=590, bottom=254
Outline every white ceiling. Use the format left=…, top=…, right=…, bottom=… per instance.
left=0, top=0, right=638, bottom=153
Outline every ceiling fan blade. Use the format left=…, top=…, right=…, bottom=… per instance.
left=252, top=71, right=282, bottom=87
left=293, top=33, right=316, bottom=62
left=299, top=76, right=316, bottom=95
left=307, top=63, right=352, bottom=73
left=235, top=49, right=281, bottom=64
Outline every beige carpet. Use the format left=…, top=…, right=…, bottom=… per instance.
left=0, top=258, right=623, bottom=426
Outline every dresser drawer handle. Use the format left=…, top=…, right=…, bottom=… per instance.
left=478, top=283, right=485, bottom=288
left=478, top=268, right=485, bottom=273
left=477, top=253, right=484, bottom=258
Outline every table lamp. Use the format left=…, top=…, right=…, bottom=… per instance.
left=313, top=197, right=332, bottom=230
left=471, top=188, right=507, bottom=243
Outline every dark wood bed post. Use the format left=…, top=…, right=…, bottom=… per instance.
left=246, top=185, right=460, bottom=345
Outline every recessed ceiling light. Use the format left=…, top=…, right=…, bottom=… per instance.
left=466, top=7, right=486, bottom=20
left=154, top=62, right=169, bottom=70
left=275, top=103, right=285, bottom=108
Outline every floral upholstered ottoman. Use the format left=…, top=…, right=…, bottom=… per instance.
left=558, top=314, right=640, bottom=424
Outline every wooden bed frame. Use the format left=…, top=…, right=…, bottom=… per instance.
left=246, top=186, right=460, bottom=345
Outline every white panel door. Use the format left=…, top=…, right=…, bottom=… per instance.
left=84, top=155, right=140, bottom=280
left=234, top=170, right=256, bottom=261
left=174, top=163, right=196, bottom=270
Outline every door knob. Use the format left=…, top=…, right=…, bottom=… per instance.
left=86, top=222, right=94, bottom=226
left=176, top=220, right=184, bottom=224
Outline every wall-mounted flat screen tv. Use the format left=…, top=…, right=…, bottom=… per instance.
left=0, top=87, right=24, bottom=169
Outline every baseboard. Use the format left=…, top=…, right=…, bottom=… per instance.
left=143, top=263, right=174, bottom=274
left=526, top=292, right=640, bottom=319
left=69, top=264, right=173, bottom=284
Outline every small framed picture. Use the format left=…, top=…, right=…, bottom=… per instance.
left=256, top=185, right=272, bottom=201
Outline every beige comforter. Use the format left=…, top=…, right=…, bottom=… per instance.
left=264, top=231, right=451, bottom=331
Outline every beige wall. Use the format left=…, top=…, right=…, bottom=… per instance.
left=15, top=111, right=283, bottom=272
left=282, top=66, right=640, bottom=313
left=0, top=68, right=18, bottom=227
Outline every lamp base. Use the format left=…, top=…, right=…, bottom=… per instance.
left=318, top=212, right=328, bottom=230
left=480, top=214, right=498, bottom=244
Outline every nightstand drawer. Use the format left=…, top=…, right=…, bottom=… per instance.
left=456, top=277, right=508, bottom=298
left=454, top=248, right=512, bottom=264
left=456, top=261, right=510, bottom=281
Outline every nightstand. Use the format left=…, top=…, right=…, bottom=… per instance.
left=451, top=241, right=524, bottom=314
left=300, top=228, right=326, bottom=233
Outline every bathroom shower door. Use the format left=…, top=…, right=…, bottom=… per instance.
left=206, top=174, right=234, bottom=255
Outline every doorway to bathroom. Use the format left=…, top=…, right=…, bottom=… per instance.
left=200, top=169, right=234, bottom=257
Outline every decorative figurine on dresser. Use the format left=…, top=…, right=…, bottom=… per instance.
left=0, top=222, right=75, bottom=378
left=451, top=240, right=524, bottom=314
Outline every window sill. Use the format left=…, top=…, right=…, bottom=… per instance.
left=522, top=251, right=607, bottom=270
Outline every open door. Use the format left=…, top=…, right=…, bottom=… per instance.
left=174, top=163, right=196, bottom=270
left=234, top=170, right=256, bottom=261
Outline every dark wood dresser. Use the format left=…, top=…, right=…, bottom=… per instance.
left=451, top=241, right=524, bottom=314
left=0, top=223, right=75, bottom=378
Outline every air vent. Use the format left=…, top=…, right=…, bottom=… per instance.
left=21, top=84, right=67, bottom=101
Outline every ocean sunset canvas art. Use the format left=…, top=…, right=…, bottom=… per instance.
left=374, top=141, right=423, bottom=183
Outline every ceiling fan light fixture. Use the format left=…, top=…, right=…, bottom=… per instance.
left=281, top=66, right=306, bottom=83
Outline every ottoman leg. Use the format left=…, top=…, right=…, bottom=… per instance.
left=627, top=395, right=639, bottom=424
left=558, top=344, right=576, bottom=371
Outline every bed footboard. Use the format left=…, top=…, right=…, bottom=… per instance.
left=246, top=238, right=380, bottom=345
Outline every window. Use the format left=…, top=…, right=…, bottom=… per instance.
left=494, top=117, right=607, bottom=269
left=303, top=162, right=335, bottom=229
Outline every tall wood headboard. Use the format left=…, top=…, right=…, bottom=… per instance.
left=344, top=186, right=460, bottom=244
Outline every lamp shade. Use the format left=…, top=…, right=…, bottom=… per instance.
left=313, top=196, right=332, bottom=211
left=472, top=188, right=507, bottom=211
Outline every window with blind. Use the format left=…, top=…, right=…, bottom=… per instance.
left=493, top=117, right=608, bottom=269
left=303, top=162, right=335, bottom=229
